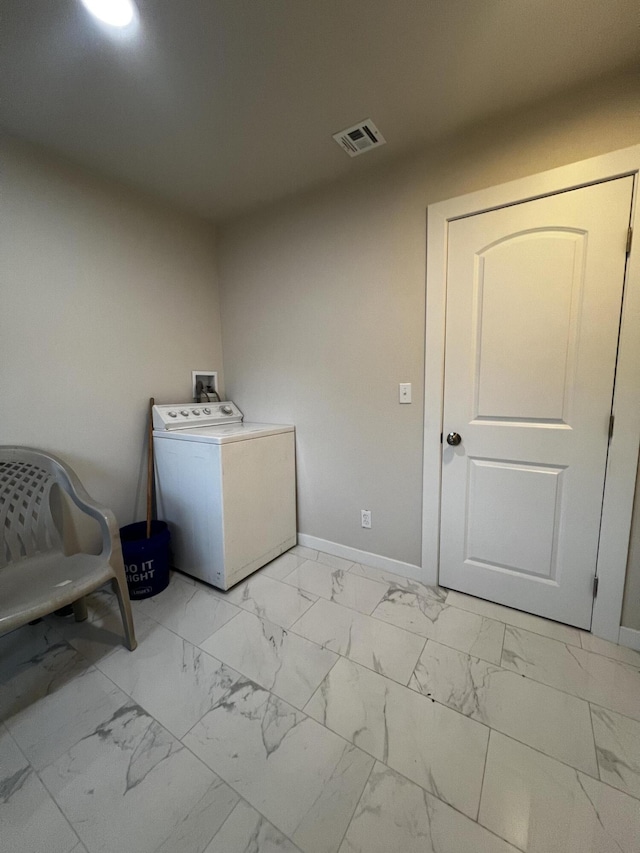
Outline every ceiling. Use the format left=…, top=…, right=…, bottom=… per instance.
left=1, top=0, right=638, bottom=221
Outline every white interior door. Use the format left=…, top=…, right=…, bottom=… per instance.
left=439, top=177, right=633, bottom=628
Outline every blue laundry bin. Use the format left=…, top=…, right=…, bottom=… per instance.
left=120, top=520, right=171, bottom=600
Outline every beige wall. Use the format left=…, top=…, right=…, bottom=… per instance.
left=622, top=460, right=640, bottom=631
left=0, top=137, right=223, bottom=549
left=218, top=69, right=640, bottom=624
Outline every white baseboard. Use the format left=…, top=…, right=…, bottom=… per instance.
left=618, top=626, right=640, bottom=652
left=296, top=533, right=431, bottom=584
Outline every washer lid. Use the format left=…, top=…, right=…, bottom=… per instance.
left=153, top=422, right=294, bottom=444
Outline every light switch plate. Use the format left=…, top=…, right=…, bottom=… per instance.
left=399, top=383, right=412, bottom=404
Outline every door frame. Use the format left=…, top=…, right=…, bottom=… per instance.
left=421, top=145, right=640, bottom=642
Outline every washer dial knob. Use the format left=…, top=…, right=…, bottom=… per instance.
left=180, top=410, right=189, bottom=416
left=168, top=411, right=177, bottom=418
left=221, top=405, right=234, bottom=415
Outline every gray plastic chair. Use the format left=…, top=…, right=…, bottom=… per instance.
left=0, top=446, right=137, bottom=650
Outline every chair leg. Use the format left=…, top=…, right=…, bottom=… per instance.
left=111, top=575, right=138, bottom=651
left=72, top=597, right=88, bottom=622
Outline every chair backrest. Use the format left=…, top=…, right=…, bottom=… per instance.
left=0, top=449, right=63, bottom=568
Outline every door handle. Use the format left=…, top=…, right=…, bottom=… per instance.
left=446, top=432, right=462, bottom=446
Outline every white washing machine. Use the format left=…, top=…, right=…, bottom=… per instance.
left=152, top=401, right=296, bottom=590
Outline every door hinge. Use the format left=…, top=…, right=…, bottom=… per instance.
left=440, top=432, right=443, bottom=444
left=593, top=575, right=599, bottom=598
left=608, top=414, right=615, bottom=443
left=627, top=226, right=633, bottom=256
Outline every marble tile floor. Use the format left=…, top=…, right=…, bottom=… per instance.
left=1, top=546, right=639, bottom=853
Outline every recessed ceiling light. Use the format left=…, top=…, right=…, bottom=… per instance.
left=80, top=0, right=136, bottom=28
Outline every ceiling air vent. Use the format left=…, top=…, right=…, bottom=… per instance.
left=332, top=119, right=386, bottom=157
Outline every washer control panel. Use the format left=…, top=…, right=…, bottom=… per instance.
left=153, top=401, right=243, bottom=431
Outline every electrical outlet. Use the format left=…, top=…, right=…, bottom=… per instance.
left=361, top=509, right=372, bottom=529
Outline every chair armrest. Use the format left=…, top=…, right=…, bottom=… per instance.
left=54, top=462, right=121, bottom=560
